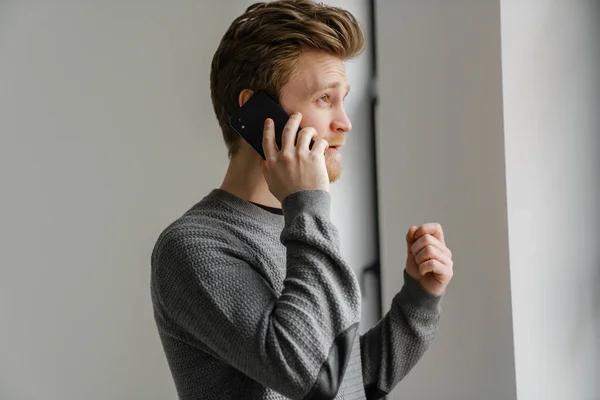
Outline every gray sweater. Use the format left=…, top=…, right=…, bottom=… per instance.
left=151, top=189, right=442, bottom=399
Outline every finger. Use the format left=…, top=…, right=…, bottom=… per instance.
left=281, top=112, right=302, bottom=152
left=411, top=233, right=452, bottom=258
left=418, top=259, right=450, bottom=277
left=414, top=244, right=453, bottom=266
left=414, top=223, right=445, bottom=244
left=405, top=225, right=418, bottom=250
left=310, top=138, right=329, bottom=156
left=296, top=127, right=317, bottom=153
left=262, top=118, right=277, bottom=160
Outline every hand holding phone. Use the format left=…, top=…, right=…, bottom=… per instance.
left=228, top=91, right=314, bottom=159
left=260, top=112, right=330, bottom=202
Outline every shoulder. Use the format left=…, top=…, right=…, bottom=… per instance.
left=149, top=206, right=252, bottom=300
left=152, top=211, right=241, bottom=265
left=152, top=190, right=238, bottom=250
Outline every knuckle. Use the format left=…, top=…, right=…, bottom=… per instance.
left=299, top=130, right=313, bottom=143
left=281, top=151, right=295, bottom=163
left=309, top=151, right=322, bottom=161
left=311, top=140, right=325, bottom=152
left=297, top=145, right=309, bottom=157
left=420, top=260, right=433, bottom=271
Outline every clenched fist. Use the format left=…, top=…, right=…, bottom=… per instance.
left=260, top=112, right=330, bottom=203
left=405, top=223, right=453, bottom=296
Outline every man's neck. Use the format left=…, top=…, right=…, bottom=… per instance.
left=219, top=151, right=281, bottom=209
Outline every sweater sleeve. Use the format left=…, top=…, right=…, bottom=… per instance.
left=360, top=270, right=443, bottom=399
left=153, top=190, right=361, bottom=400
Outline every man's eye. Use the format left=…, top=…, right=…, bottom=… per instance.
left=319, top=94, right=330, bottom=103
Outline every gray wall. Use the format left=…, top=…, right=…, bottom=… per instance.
left=0, top=1, right=377, bottom=399
left=376, top=1, right=600, bottom=399
left=376, top=1, right=516, bottom=399
left=502, top=1, right=600, bottom=399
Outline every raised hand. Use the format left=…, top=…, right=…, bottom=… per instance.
left=405, top=223, right=453, bottom=296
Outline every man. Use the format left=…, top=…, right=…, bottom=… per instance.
left=150, top=1, right=454, bottom=399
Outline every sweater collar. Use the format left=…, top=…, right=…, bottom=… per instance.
left=203, top=189, right=285, bottom=227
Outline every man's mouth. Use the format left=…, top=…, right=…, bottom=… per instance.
left=326, top=145, right=342, bottom=153
left=325, top=136, right=345, bottom=152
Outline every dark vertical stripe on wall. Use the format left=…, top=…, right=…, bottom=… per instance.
left=364, top=0, right=388, bottom=395
left=367, top=0, right=383, bottom=322
left=366, top=7, right=386, bottom=398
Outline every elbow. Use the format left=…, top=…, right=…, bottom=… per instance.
left=302, top=323, right=359, bottom=400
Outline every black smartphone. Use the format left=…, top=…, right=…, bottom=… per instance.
left=228, top=91, right=311, bottom=159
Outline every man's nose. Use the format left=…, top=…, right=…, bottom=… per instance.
left=332, top=109, right=352, bottom=133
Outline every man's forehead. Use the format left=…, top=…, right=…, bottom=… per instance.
left=286, top=53, right=349, bottom=95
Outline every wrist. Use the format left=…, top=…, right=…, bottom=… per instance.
left=395, top=270, right=443, bottom=315
left=282, top=189, right=330, bottom=221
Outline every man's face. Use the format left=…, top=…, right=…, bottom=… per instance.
left=279, top=51, right=352, bottom=182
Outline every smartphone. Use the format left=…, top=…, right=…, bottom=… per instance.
left=228, top=91, right=312, bottom=159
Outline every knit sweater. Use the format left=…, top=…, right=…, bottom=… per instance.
left=150, top=189, right=442, bottom=399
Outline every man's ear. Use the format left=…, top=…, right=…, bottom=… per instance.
left=238, top=89, right=254, bottom=107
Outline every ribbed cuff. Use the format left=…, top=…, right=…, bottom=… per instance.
left=282, top=189, right=331, bottom=224
left=394, top=270, right=443, bottom=315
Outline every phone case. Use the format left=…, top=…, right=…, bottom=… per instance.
left=228, top=91, right=301, bottom=159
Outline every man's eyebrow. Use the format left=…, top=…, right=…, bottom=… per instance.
left=311, top=81, right=351, bottom=96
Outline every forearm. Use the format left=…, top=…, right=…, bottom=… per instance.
left=273, top=189, right=362, bottom=397
left=360, top=270, right=442, bottom=399
left=280, top=189, right=361, bottom=336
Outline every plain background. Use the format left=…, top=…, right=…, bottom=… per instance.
left=377, top=1, right=600, bottom=399
left=2, top=1, right=599, bottom=399
left=0, top=1, right=378, bottom=399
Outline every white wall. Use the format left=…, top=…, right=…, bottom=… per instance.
left=501, top=1, right=600, bottom=399
left=0, top=1, right=376, bottom=399
left=376, top=1, right=600, bottom=399
left=0, top=2, right=226, bottom=399
left=375, top=1, right=516, bottom=399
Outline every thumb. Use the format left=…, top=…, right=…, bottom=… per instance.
left=406, top=225, right=418, bottom=253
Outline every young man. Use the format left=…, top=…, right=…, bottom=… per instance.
left=151, top=1, right=454, bottom=399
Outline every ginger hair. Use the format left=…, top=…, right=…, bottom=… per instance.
left=209, top=0, right=365, bottom=157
